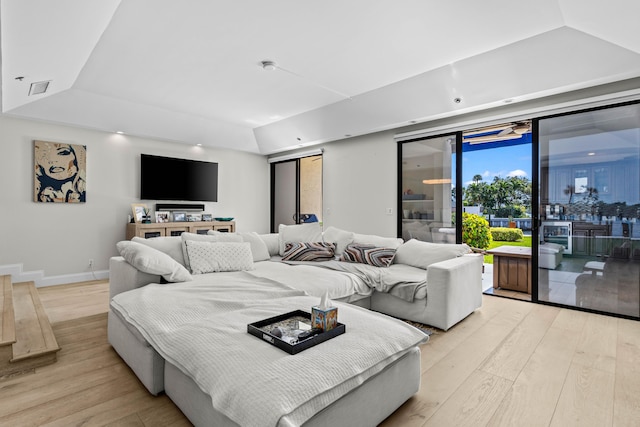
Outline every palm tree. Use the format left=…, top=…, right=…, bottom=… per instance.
left=473, top=174, right=483, bottom=184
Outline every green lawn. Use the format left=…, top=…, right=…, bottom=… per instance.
left=484, top=235, right=532, bottom=264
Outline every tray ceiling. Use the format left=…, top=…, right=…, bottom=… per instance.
left=2, top=0, right=640, bottom=154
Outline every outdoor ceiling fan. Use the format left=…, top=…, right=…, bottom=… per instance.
left=497, top=121, right=531, bottom=137
left=463, top=121, right=531, bottom=144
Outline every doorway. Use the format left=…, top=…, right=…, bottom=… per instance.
left=461, top=122, right=533, bottom=301
left=271, top=154, right=323, bottom=232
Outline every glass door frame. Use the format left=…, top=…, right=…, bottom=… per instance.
left=270, top=159, right=300, bottom=233
left=270, top=153, right=323, bottom=233
left=532, top=99, right=640, bottom=321
left=396, top=131, right=463, bottom=243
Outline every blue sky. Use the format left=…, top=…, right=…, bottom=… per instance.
left=458, top=143, right=532, bottom=188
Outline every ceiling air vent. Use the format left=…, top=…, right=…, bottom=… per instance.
left=28, top=80, right=51, bottom=96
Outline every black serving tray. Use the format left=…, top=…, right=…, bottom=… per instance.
left=247, top=310, right=345, bottom=355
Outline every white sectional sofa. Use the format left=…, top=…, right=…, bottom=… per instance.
left=108, top=223, right=483, bottom=426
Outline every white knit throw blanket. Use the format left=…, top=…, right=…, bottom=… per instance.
left=111, top=272, right=428, bottom=427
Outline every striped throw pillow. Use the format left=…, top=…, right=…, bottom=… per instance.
left=282, top=242, right=336, bottom=262
left=339, top=244, right=396, bottom=267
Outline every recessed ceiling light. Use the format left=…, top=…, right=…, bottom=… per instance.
left=453, top=97, right=462, bottom=104
left=196, top=143, right=202, bottom=146
left=116, top=131, right=124, bottom=134
left=588, top=152, right=595, bottom=156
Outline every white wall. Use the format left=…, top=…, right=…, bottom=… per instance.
left=0, top=115, right=270, bottom=285
left=320, top=131, right=398, bottom=237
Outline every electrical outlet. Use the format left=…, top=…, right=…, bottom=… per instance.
left=88, top=259, right=93, bottom=268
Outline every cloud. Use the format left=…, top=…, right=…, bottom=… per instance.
left=507, top=169, right=528, bottom=177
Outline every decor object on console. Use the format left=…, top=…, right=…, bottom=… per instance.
left=131, top=204, right=148, bottom=223
left=34, top=140, right=86, bottom=203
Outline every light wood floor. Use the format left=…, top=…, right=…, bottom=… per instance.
left=1, top=281, right=638, bottom=426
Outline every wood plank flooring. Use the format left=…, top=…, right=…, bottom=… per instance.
left=0, top=280, right=638, bottom=426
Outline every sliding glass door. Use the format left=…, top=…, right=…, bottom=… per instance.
left=398, top=134, right=459, bottom=243
left=538, top=102, right=640, bottom=318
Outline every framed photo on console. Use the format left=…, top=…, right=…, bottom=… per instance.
left=202, top=213, right=213, bottom=222
left=173, top=211, right=186, bottom=222
left=186, top=213, right=202, bottom=222
left=155, top=211, right=170, bottom=223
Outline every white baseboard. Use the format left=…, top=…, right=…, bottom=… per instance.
left=0, top=263, right=109, bottom=288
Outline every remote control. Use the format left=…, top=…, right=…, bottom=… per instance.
left=297, top=328, right=323, bottom=340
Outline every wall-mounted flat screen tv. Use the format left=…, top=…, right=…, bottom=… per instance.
left=140, top=154, right=218, bottom=202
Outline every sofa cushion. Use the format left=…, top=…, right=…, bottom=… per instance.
left=339, top=244, right=396, bottom=267
left=184, top=241, right=254, bottom=274
left=117, top=240, right=193, bottom=283
left=393, top=239, right=471, bottom=269
left=278, top=223, right=323, bottom=256
left=322, top=226, right=355, bottom=255
left=181, top=232, right=243, bottom=271
left=282, top=242, right=336, bottom=262
left=132, top=236, right=185, bottom=266
left=353, top=233, right=404, bottom=249
left=259, top=233, right=280, bottom=257
left=237, top=231, right=271, bottom=261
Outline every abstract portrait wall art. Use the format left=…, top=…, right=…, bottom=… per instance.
left=34, top=140, right=87, bottom=203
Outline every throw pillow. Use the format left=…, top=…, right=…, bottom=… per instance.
left=116, top=240, right=193, bottom=283
left=352, top=233, right=404, bottom=249
left=132, top=236, right=185, bottom=266
left=237, top=231, right=271, bottom=262
left=278, top=223, right=323, bottom=256
left=339, top=243, right=396, bottom=267
left=282, top=242, right=336, bottom=262
left=322, top=226, right=354, bottom=255
left=181, top=232, right=243, bottom=271
left=393, top=239, right=471, bottom=269
left=184, top=241, right=254, bottom=274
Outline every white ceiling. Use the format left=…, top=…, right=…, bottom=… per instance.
left=2, top=0, right=640, bottom=154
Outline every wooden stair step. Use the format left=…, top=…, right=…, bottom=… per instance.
left=11, top=281, right=60, bottom=362
left=0, top=275, right=16, bottom=347
left=1, top=280, right=60, bottom=377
